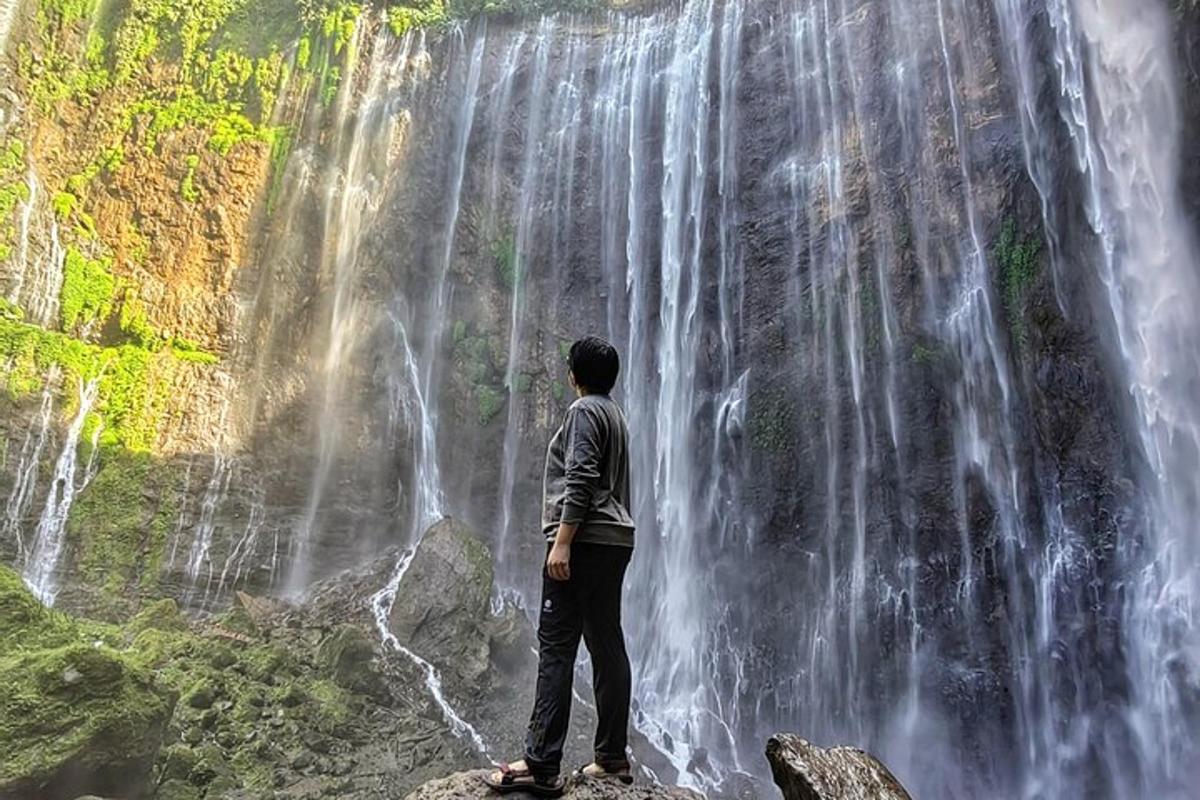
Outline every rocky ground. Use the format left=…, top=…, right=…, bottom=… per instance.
left=0, top=519, right=720, bottom=800
left=402, top=771, right=703, bottom=800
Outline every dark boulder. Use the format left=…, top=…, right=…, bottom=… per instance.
left=765, top=734, right=912, bottom=800
left=387, top=517, right=497, bottom=687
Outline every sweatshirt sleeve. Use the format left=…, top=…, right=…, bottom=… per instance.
left=561, top=404, right=604, bottom=524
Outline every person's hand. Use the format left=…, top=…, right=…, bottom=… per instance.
left=546, top=541, right=571, bottom=581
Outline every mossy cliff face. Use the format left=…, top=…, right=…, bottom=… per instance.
left=0, top=0, right=619, bottom=616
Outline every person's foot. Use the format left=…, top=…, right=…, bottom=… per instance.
left=489, top=760, right=529, bottom=784
left=483, top=760, right=565, bottom=797
left=574, top=761, right=633, bottom=784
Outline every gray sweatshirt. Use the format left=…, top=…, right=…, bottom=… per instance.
left=541, top=393, right=635, bottom=548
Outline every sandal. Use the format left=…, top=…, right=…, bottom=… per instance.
left=572, top=761, right=633, bottom=785
left=482, top=762, right=566, bottom=797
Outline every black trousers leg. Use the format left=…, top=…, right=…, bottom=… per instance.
left=524, top=555, right=583, bottom=777
left=582, top=546, right=632, bottom=768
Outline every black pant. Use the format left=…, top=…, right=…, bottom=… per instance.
left=524, top=542, right=633, bottom=777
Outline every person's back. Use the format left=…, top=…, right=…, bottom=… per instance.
left=541, top=391, right=634, bottom=549
left=486, top=336, right=636, bottom=798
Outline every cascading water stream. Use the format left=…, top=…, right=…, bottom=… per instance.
left=996, top=0, right=1200, bottom=794
left=0, top=0, right=18, bottom=57
left=22, top=375, right=100, bottom=604
left=265, top=18, right=493, bottom=754
left=2, top=367, right=57, bottom=560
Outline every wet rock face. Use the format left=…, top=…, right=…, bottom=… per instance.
left=387, top=517, right=497, bottom=687
left=401, top=770, right=703, bottom=800
left=765, top=735, right=912, bottom=800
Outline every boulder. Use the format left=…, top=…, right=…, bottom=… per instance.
left=317, top=623, right=385, bottom=696
left=765, top=735, right=912, bottom=800
left=387, top=517, right=495, bottom=686
left=0, top=570, right=175, bottom=800
left=402, top=770, right=702, bottom=800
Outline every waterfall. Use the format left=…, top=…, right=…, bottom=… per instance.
left=2, top=368, right=57, bottom=560
left=285, top=21, right=426, bottom=594
left=999, top=0, right=1200, bottom=795
left=239, top=0, right=1200, bottom=796
left=23, top=375, right=100, bottom=605
left=5, top=170, right=67, bottom=327
left=0, top=0, right=18, bottom=57
left=216, top=482, right=267, bottom=596
left=182, top=453, right=233, bottom=605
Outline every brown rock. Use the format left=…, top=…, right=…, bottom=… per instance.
left=402, top=770, right=702, bottom=800
left=765, top=735, right=912, bottom=800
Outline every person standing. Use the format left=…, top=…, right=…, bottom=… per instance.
left=485, top=336, right=636, bottom=797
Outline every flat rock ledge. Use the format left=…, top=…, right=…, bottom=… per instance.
left=766, top=734, right=912, bottom=800
left=402, top=770, right=703, bottom=800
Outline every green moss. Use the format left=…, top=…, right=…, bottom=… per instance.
left=52, top=190, right=77, bottom=219
left=180, top=153, right=202, bottom=202
left=477, top=384, right=504, bottom=425
left=493, top=232, right=517, bottom=290
left=60, top=246, right=116, bottom=332
left=551, top=379, right=565, bottom=402
left=307, top=678, right=356, bottom=734
left=39, top=0, right=99, bottom=25
left=993, top=218, right=1043, bottom=346
left=0, top=318, right=188, bottom=451
left=0, top=567, right=78, bottom=652
left=265, top=125, right=294, bottom=214
left=67, top=447, right=155, bottom=598
left=387, top=1, right=448, bottom=37
left=127, top=598, right=187, bottom=635
left=319, top=64, right=341, bottom=107
left=0, top=567, right=174, bottom=796
left=170, top=337, right=220, bottom=364
left=748, top=390, right=794, bottom=453
left=118, top=291, right=160, bottom=348
left=911, top=342, right=942, bottom=367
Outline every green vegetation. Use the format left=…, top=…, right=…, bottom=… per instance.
left=0, top=566, right=173, bottom=798
left=0, top=567, right=388, bottom=798
left=993, top=218, right=1043, bottom=346
left=180, top=154, right=202, bottom=202
left=910, top=341, right=943, bottom=367
left=0, top=140, right=29, bottom=262
left=493, top=232, right=517, bottom=290
left=452, top=323, right=508, bottom=424
left=476, top=384, right=504, bottom=424
left=388, top=0, right=448, bottom=36
left=60, top=247, right=116, bottom=332
left=66, top=448, right=181, bottom=604
left=748, top=389, right=794, bottom=453
left=0, top=316, right=194, bottom=451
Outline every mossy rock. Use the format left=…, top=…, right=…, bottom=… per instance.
left=159, top=743, right=201, bottom=781
left=317, top=624, right=382, bottom=695
left=0, top=566, right=77, bottom=651
left=127, top=598, right=187, bottom=635
left=156, top=778, right=202, bottom=800
left=0, top=640, right=175, bottom=798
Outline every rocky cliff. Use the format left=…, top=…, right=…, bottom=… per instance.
left=2, top=1, right=1199, bottom=799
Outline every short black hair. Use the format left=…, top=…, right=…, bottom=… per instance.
left=569, top=336, right=620, bottom=394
